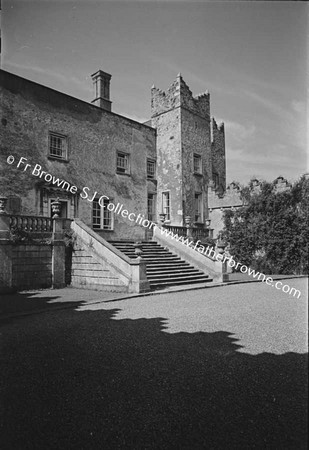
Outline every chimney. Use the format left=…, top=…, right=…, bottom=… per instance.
left=91, top=70, right=112, bottom=112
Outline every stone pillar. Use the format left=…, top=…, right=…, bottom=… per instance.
left=137, top=258, right=150, bottom=293
left=216, top=240, right=229, bottom=282
left=185, top=215, right=193, bottom=239
left=0, top=213, right=14, bottom=293
left=52, top=218, right=66, bottom=289
left=130, top=258, right=150, bottom=293
left=0, top=213, right=10, bottom=240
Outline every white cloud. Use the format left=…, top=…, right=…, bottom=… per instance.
left=3, top=60, right=90, bottom=93
left=123, top=113, right=150, bottom=124
left=224, top=120, right=256, bottom=142
left=291, top=100, right=306, bottom=114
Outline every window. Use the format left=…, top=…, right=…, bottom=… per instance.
left=147, top=159, right=156, bottom=179
left=92, top=198, right=114, bottom=230
left=49, top=132, right=68, bottom=160
left=147, top=193, right=156, bottom=222
left=116, top=152, right=130, bottom=174
left=194, top=154, right=202, bottom=174
left=194, top=193, right=203, bottom=222
left=212, top=172, right=219, bottom=188
left=162, top=192, right=170, bottom=221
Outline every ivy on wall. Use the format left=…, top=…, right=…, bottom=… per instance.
left=222, top=175, right=309, bottom=275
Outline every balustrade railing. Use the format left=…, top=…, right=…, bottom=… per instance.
left=162, top=225, right=187, bottom=236
left=192, top=227, right=211, bottom=241
left=162, top=224, right=212, bottom=241
left=9, top=215, right=53, bottom=232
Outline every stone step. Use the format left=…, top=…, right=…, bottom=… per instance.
left=71, top=263, right=103, bottom=270
left=146, top=267, right=198, bottom=274
left=115, top=249, right=172, bottom=254
left=142, top=254, right=181, bottom=259
left=72, top=269, right=110, bottom=277
left=146, top=261, right=193, bottom=271
left=117, top=253, right=175, bottom=259
left=111, top=244, right=169, bottom=250
left=71, top=274, right=120, bottom=282
left=150, top=277, right=212, bottom=289
left=107, top=239, right=213, bottom=290
left=71, top=276, right=126, bottom=291
left=109, top=241, right=159, bottom=246
left=147, top=271, right=206, bottom=280
left=111, top=242, right=162, bottom=246
left=122, top=254, right=179, bottom=259
left=148, top=273, right=210, bottom=282
left=143, top=259, right=183, bottom=265
left=72, top=256, right=95, bottom=263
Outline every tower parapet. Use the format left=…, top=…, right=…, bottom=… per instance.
left=151, top=74, right=210, bottom=118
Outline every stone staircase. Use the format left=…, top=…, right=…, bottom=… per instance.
left=108, top=240, right=212, bottom=290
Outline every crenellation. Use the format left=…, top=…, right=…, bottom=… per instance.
left=151, top=74, right=210, bottom=119
left=218, top=122, right=224, bottom=132
left=273, top=176, right=291, bottom=193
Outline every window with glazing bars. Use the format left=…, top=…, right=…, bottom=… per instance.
left=147, top=159, right=156, bottom=179
left=194, top=193, right=202, bottom=222
left=49, top=133, right=67, bottom=159
left=147, top=193, right=156, bottom=221
left=116, top=152, right=129, bottom=174
left=212, top=172, right=219, bottom=188
left=162, top=192, right=170, bottom=221
left=92, top=198, right=113, bottom=230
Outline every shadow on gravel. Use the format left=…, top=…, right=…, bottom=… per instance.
left=0, top=294, right=307, bottom=450
left=0, top=291, right=65, bottom=316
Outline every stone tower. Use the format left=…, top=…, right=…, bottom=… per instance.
left=151, top=74, right=225, bottom=227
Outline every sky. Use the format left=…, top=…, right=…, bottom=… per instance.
left=1, top=0, right=308, bottom=184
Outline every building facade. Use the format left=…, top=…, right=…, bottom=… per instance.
left=0, top=69, right=227, bottom=240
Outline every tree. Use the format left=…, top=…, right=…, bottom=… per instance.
left=222, top=175, right=309, bottom=274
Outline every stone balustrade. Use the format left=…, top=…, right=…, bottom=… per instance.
left=10, top=215, right=53, bottom=232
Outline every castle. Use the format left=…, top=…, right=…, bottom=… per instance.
left=1, top=68, right=298, bottom=293
left=0, top=68, right=228, bottom=239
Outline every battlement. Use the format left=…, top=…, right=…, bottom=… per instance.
left=151, top=74, right=210, bottom=118
left=208, top=181, right=244, bottom=208
left=211, top=118, right=225, bottom=158
left=211, top=117, right=225, bottom=135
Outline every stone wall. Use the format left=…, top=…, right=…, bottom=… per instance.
left=151, top=108, right=183, bottom=225
left=0, top=70, right=157, bottom=240
left=0, top=214, right=67, bottom=293
left=11, top=244, right=52, bottom=289
left=208, top=182, right=244, bottom=237
left=71, top=237, right=128, bottom=292
left=181, top=108, right=211, bottom=223
left=211, top=118, right=226, bottom=192
left=207, top=177, right=294, bottom=238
